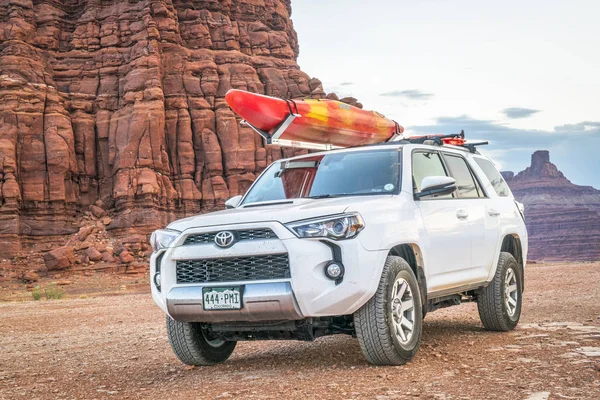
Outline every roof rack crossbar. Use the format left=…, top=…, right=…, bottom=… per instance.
left=241, top=111, right=300, bottom=145
left=402, top=130, right=488, bottom=153
left=403, top=130, right=465, bottom=145
left=463, top=141, right=489, bottom=153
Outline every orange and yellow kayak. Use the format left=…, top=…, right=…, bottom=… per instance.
left=225, top=89, right=403, bottom=148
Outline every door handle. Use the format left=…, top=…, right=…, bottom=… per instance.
left=488, top=209, right=501, bottom=217
left=456, top=209, right=468, bottom=219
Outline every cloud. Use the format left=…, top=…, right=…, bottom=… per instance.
left=502, top=107, right=541, bottom=119
left=322, top=81, right=355, bottom=99
left=554, top=121, right=600, bottom=133
left=380, top=89, right=434, bottom=100
left=409, top=116, right=600, bottom=188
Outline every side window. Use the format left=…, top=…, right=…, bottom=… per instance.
left=442, top=154, right=483, bottom=198
left=474, top=158, right=511, bottom=197
left=412, top=151, right=448, bottom=193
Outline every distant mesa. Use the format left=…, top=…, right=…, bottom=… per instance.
left=500, top=171, right=514, bottom=181
left=503, top=151, right=600, bottom=261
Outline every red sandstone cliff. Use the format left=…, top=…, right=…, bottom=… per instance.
left=0, top=0, right=332, bottom=261
left=502, top=151, right=600, bottom=261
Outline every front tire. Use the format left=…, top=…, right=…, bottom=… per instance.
left=354, top=256, right=423, bottom=365
left=477, top=252, right=522, bottom=331
left=166, top=316, right=236, bottom=366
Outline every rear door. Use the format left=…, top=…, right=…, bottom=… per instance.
left=412, top=150, right=472, bottom=294
left=472, top=156, right=518, bottom=264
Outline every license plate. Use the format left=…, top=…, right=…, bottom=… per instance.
left=202, top=287, right=243, bottom=311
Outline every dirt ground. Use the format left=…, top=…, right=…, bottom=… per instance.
left=1, top=262, right=599, bottom=400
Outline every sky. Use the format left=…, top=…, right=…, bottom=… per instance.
left=292, top=0, right=600, bottom=188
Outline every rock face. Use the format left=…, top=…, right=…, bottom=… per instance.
left=502, top=151, right=600, bottom=261
left=0, top=0, right=328, bottom=257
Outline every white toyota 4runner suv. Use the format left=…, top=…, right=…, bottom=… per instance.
left=150, top=141, right=527, bottom=366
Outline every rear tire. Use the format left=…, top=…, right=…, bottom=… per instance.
left=354, top=256, right=423, bottom=365
left=477, top=252, right=522, bottom=331
left=166, top=316, right=236, bottom=366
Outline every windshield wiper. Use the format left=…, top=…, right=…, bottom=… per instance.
left=307, top=192, right=393, bottom=199
left=306, top=194, right=343, bottom=199
left=242, top=200, right=294, bottom=208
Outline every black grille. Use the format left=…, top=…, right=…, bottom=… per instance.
left=176, top=254, right=290, bottom=284
left=183, top=228, right=277, bottom=246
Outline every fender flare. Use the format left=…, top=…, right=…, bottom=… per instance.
left=387, top=243, right=428, bottom=316
left=490, top=233, right=525, bottom=292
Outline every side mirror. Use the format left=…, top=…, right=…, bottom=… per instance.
left=415, top=176, right=456, bottom=199
left=225, top=195, right=243, bottom=209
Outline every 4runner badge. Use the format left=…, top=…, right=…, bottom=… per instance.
left=214, top=231, right=236, bottom=248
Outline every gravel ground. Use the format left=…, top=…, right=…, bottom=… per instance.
left=1, top=262, right=599, bottom=400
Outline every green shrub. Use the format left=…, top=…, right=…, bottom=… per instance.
left=45, top=284, right=66, bottom=300
left=32, top=286, right=42, bottom=301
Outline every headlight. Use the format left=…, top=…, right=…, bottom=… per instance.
left=150, top=229, right=181, bottom=252
left=286, top=214, right=365, bottom=240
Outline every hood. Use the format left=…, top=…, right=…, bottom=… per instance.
left=167, top=195, right=393, bottom=232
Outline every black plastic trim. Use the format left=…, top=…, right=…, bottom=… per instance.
left=320, top=240, right=344, bottom=285
left=154, top=251, right=165, bottom=292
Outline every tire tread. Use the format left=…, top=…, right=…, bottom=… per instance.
left=354, top=256, right=422, bottom=365
left=166, top=316, right=236, bottom=366
left=477, top=252, right=520, bottom=332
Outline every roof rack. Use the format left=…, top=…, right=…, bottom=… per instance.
left=400, top=130, right=488, bottom=153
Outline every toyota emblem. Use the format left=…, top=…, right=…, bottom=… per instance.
left=214, top=231, right=236, bottom=248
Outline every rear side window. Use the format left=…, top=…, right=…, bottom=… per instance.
left=442, top=154, right=484, bottom=198
left=412, top=151, right=448, bottom=193
left=474, top=158, right=511, bottom=197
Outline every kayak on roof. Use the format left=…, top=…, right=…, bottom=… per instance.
left=225, top=89, right=404, bottom=149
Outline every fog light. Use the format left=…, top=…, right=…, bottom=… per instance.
left=154, top=273, right=161, bottom=288
left=325, top=261, right=344, bottom=281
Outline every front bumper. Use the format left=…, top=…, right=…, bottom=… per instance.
left=151, top=221, right=388, bottom=323
left=166, top=282, right=303, bottom=322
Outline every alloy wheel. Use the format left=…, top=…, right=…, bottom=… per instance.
left=390, top=277, right=416, bottom=345
left=504, top=268, right=518, bottom=316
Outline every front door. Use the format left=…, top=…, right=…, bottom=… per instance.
left=412, top=150, right=473, bottom=294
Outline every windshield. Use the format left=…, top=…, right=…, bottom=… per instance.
left=241, top=148, right=402, bottom=205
